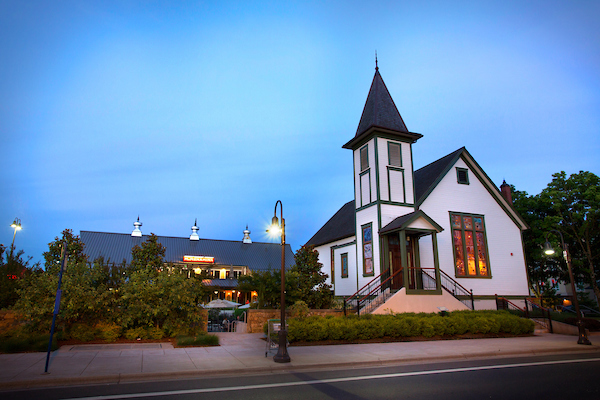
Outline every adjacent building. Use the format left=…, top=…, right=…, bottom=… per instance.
left=81, top=219, right=294, bottom=304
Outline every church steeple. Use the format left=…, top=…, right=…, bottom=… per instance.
left=343, top=64, right=422, bottom=150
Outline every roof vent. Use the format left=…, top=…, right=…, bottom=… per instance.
left=242, top=225, right=252, bottom=244
left=190, top=218, right=200, bottom=241
left=132, top=216, right=142, bottom=237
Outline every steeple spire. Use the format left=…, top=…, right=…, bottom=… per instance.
left=375, top=51, right=378, bottom=71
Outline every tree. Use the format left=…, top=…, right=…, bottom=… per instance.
left=130, top=233, right=165, bottom=275
left=0, top=244, right=40, bottom=309
left=43, top=229, right=87, bottom=273
left=237, top=269, right=283, bottom=308
left=289, top=245, right=333, bottom=309
left=513, top=171, right=600, bottom=307
left=539, top=171, right=600, bottom=305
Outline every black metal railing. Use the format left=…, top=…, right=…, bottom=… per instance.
left=496, top=295, right=553, bottom=333
left=407, top=267, right=438, bottom=291
left=438, top=269, right=474, bottom=310
left=344, top=268, right=403, bottom=316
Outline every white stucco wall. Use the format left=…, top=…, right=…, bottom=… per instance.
left=315, top=237, right=358, bottom=297
left=419, top=157, right=529, bottom=297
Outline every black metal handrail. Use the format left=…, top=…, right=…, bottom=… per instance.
left=420, top=269, right=474, bottom=310
left=496, top=295, right=553, bottom=333
left=438, top=269, right=474, bottom=310
left=344, top=268, right=403, bottom=316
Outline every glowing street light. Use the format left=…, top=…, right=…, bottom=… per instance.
left=10, top=218, right=21, bottom=249
left=268, top=200, right=290, bottom=363
left=543, top=231, right=591, bottom=345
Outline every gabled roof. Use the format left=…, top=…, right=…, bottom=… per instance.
left=414, top=147, right=465, bottom=204
left=380, top=210, right=444, bottom=235
left=414, top=147, right=528, bottom=230
left=305, top=201, right=355, bottom=247
left=343, top=68, right=422, bottom=150
left=80, top=231, right=295, bottom=271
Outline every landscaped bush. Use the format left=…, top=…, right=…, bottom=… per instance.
left=68, top=323, right=96, bottom=342
left=176, top=333, right=219, bottom=347
left=287, top=310, right=534, bottom=343
left=0, top=331, right=58, bottom=353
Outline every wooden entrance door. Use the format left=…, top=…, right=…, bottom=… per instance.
left=387, top=235, right=404, bottom=290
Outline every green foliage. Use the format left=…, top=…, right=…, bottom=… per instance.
left=513, top=171, right=600, bottom=307
left=0, top=331, right=58, bottom=353
left=287, top=311, right=534, bottom=343
left=177, top=333, right=219, bottom=347
left=130, top=234, right=165, bottom=274
left=289, top=245, right=334, bottom=309
left=238, top=269, right=283, bottom=308
left=43, top=229, right=87, bottom=274
left=290, top=300, right=309, bottom=319
left=0, top=244, right=40, bottom=309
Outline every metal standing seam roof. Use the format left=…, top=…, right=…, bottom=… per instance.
left=80, top=231, right=295, bottom=272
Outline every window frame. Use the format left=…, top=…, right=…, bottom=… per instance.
left=360, top=145, right=369, bottom=172
left=456, top=167, right=469, bottom=185
left=341, top=253, right=349, bottom=278
left=362, top=222, right=374, bottom=277
left=450, top=212, right=491, bottom=278
left=388, top=142, right=402, bottom=167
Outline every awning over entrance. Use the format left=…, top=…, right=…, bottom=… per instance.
left=380, top=210, right=443, bottom=236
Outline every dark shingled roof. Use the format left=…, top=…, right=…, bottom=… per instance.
left=414, top=147, right=465, bottom=204
left=80, top=231, right=294, bottom=272
left=306, top=149, right=467, bottom=246
left=305, top=201, right=356, bottom=247
left=355, top=69, right=409, bottom=136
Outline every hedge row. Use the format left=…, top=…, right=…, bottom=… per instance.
left=287, top=310, right=534, bottom=342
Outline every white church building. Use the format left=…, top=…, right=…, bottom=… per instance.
left=306, top=65, right=529, bottom=314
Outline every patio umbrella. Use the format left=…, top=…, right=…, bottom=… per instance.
left=205, top=299, right=241, bottom=308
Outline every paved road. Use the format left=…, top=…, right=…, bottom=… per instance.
left=3, top=352, right=600, bottom=400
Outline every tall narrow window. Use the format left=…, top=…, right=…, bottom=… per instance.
left=388, top=142, right=401, bottom=167
left=341, top=253, right=348, bottom=278
left=450, top=213, right=490, bottom=277
left=362, top=223, right=373, bottom=276
left=330, top=248, right=335, bottom=284
left=360, top=145, right=369, bottom=172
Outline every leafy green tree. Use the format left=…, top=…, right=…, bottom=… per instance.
left=289, top=245, right=333, bottom=309
left=43, top=229, right=87, bottom=273
left=130, top=233, right=165, bottom=274
left=539, top=171, right=600, bottom=305
left=0, top=244, right=40, bottom=309
left=513, top=171, right=599, bottom=307
left=238, top=269, right=284, bottom=308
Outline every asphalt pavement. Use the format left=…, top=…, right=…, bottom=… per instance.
left=1, top=332, right=599, bottom=391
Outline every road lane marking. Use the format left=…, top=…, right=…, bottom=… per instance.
left=62, top=356, right=600, bottom=400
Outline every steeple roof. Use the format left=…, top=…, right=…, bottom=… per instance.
left=355, top=68, right=408, bottom=136
left=343, top=66, right=422, bottom=150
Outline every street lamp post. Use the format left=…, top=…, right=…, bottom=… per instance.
left=543, top=230, right=591, bottom=345
left=10, top=218, right=22, bottom=247
left=10, top=218, right=22, bottom=257
left=269, top=200, right=291, bottom=363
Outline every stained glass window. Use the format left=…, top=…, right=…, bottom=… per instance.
left=362, top=223, right=374, bottom=276
left=451, top=213, right=489, bottom=277
left=341, top=253, right=348, bottom=278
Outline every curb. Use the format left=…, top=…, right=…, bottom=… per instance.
left=2, top=346, right=600, bottom=391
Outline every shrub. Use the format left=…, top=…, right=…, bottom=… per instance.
left=0, top=332, right=58, bottom=353
left=177, top=333, right=219, bottom=347
left=287, top=311, right=533, bottom=343
left=69, top=323, right=96, bottom=342
left=95, top=322, right=122, bottom=342
left=124, top=327, right=147, bottom=340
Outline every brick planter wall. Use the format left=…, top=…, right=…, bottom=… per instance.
left=246, top=309, right=344, bottom=333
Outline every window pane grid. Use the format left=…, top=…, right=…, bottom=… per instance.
left=451, top=212, right=489, bottom=277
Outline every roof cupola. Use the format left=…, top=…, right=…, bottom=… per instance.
left=132, top=216, right=142, bottom=237
left=190, top=218, right=200, bottom=241
left=242, top=225, right=252, bottom=244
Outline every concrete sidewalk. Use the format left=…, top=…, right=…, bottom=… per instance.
left=1, top=332, right=600, bottom=391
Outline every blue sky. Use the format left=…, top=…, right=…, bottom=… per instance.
left=2, top=0, right=599, bottom=266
